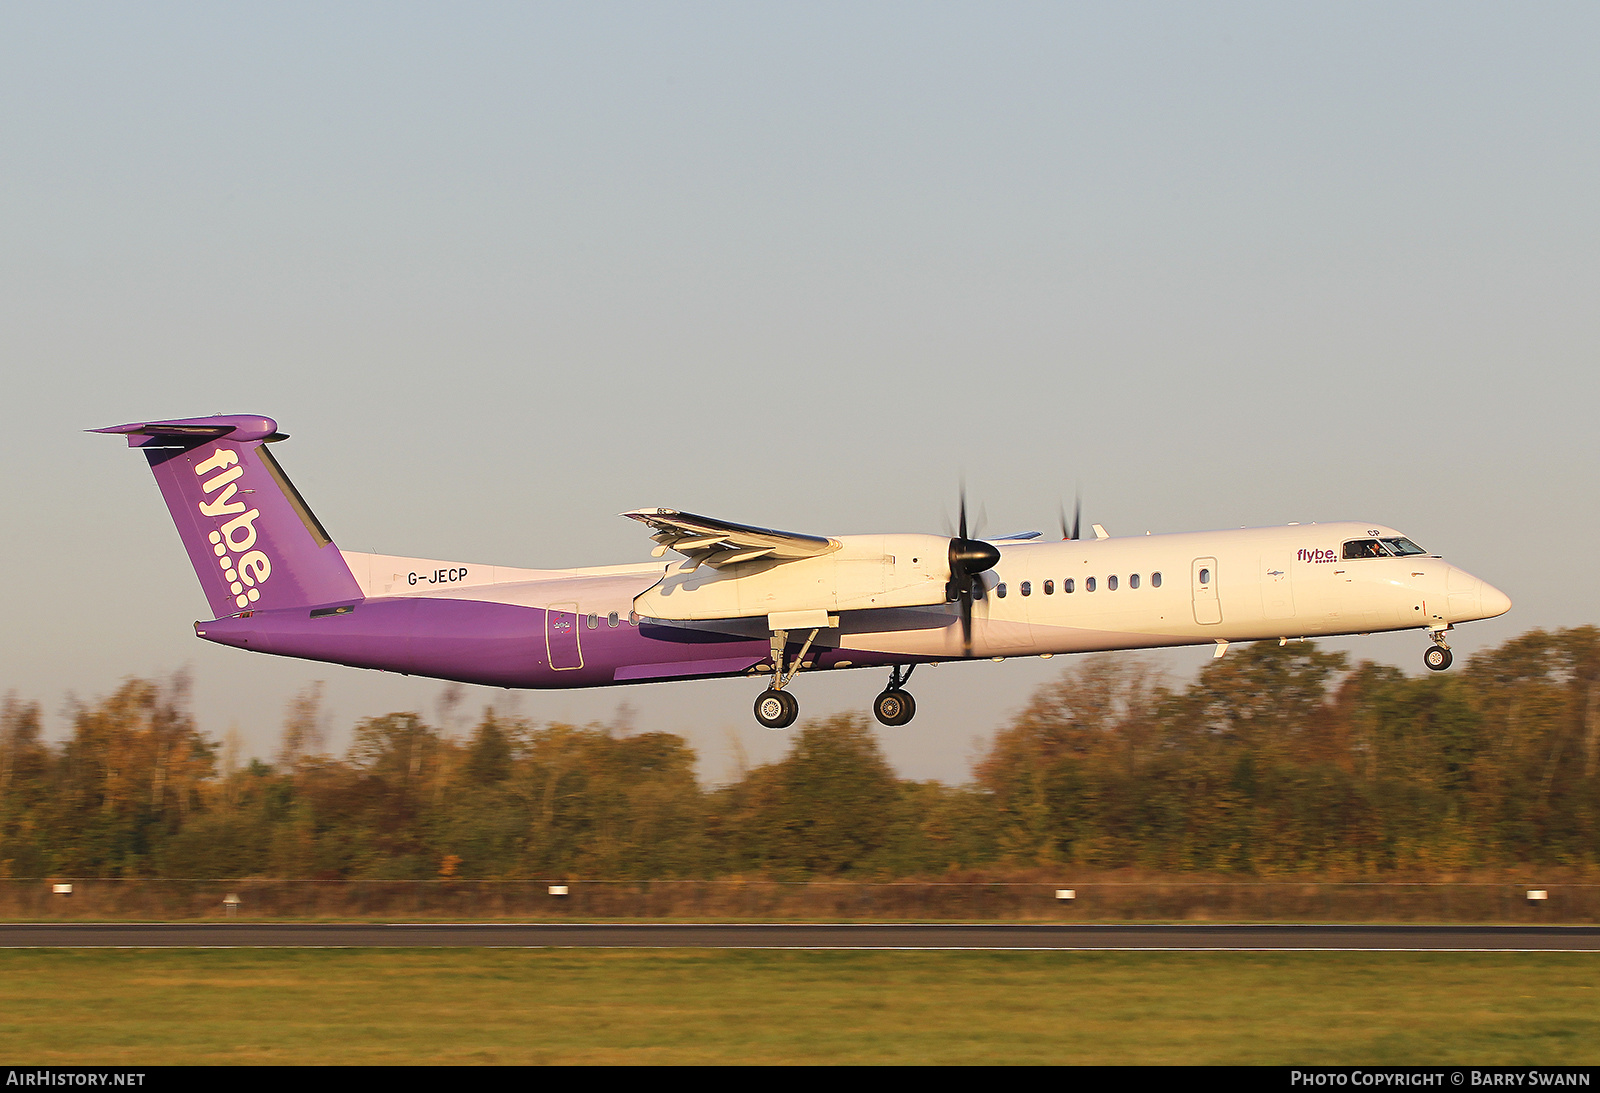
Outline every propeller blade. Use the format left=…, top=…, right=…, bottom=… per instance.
left=960, top=582, right=973, bottom=657
left=1071, top=491, right=1082, bottom=541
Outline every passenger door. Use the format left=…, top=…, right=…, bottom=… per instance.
left=545, top=603, right=583, bottom=670
left=1192, top=558, right=1222, bottom=625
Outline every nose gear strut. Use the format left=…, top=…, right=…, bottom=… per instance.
left=1424, top=627, right=1454, bottom=672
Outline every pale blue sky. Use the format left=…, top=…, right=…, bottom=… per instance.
left=3, top=3, right=1595, bottom=782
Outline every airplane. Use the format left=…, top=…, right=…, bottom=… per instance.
left=97, top=414, right=1512, bottom=729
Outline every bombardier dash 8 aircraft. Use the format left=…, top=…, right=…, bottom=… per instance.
left=98, top=414, right=1511, bottom=729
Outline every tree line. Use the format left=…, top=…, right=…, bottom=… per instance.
left=2, top=626, right=1596, bottom=879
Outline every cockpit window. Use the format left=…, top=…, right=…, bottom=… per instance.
left=1343, top=539, right=1389, bottom=560
left=1381, top=537, right=1428, bottom=557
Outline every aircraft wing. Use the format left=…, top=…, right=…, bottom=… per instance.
left=622, top=508, right=838, bottom=570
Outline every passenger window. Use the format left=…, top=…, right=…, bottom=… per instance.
left=1130, top=573, right=1140, bottom=589
left=1086, top=577, right=1097, bottom=592
left=1044, top=580, right=1054, bottom=595
left=996, top=583, right=1007, bottom=598
left=1199, top=569, right=1210, bottom=585
left=1108, top=575, right=1118, bottom=591
left=1064, top=578, right=1075, bottom=593
left=587, top=613, right=598, bottom=628
left=608, top=612, right=619, bottom=627
left=1020, top=581, right=1032, bottom=596
left=1152, top=572, right=1162, bottom=588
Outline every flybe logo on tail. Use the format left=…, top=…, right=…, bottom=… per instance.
left=194, top=448, right=272, bottom=610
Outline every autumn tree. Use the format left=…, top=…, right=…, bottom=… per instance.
left=54, top=675, right=215, bottom=876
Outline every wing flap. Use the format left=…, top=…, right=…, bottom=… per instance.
left=623, top=508, right=837, bottom=570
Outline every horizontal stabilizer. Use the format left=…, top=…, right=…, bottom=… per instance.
left=92, top=415, right=286, bottom=446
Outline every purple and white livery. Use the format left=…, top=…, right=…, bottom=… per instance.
left=98, top=415, right=1512, bottom=728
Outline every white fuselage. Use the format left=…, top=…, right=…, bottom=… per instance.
left=911, top=521, right=1505, bottom=657
left=341, top=520, right=1511, bottom=668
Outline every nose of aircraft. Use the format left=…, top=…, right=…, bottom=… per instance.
left=1478, top=580, right=1512, bottom=620
left=1443, top=565, right=1512, bottom=623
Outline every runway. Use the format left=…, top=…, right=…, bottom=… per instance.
left=2, top=923, right=1599, bottom=950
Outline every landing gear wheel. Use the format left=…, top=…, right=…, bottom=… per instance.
left=754, top=688, right=799, bottom=729
left=1424, top=646, right=1453, bottom=672
left=873, top=689, right=916, bottom=726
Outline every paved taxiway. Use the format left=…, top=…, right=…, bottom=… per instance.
left=2, top=923, right=1598, bottom=950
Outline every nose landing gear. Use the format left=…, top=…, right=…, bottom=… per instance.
left=873, top=664, right=917, bottom=726
left=1424, top=629, right=1453, bottom=672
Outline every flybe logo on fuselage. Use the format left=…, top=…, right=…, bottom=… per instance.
left=1297, top=547, right=1338, bottom=564
left=193, top=448, right=272, bottom=610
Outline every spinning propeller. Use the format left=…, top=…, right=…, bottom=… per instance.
left=1059, top=491, right=1082, bottom=541
left=947, top=489, right=1000, bottom=657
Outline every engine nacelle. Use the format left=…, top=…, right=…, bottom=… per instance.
left=632, top=533, right=952, bottom=621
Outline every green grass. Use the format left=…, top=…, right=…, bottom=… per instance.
left=0, top=949, right=1596, bottom=1064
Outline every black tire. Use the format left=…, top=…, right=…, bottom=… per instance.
left=755, top=688, right=798, bottom=729
left=894, top=691, right=916, bottom=725
left=873, top=689, right=916, bottom=726
left=1424, top=646, right=1453, bottom=672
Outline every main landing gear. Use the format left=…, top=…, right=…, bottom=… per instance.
left=873, top=664, right=917, bottom=726
left=1424, top=629, right=1453, bottom=672
left=750, top=648, right=923, bottom=729
left=754, top=689, right=798, bottom=729
left=752, top=626, right=821, bottom=729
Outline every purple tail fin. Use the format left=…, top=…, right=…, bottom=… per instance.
left=95, top=415, right=361, bottom=617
